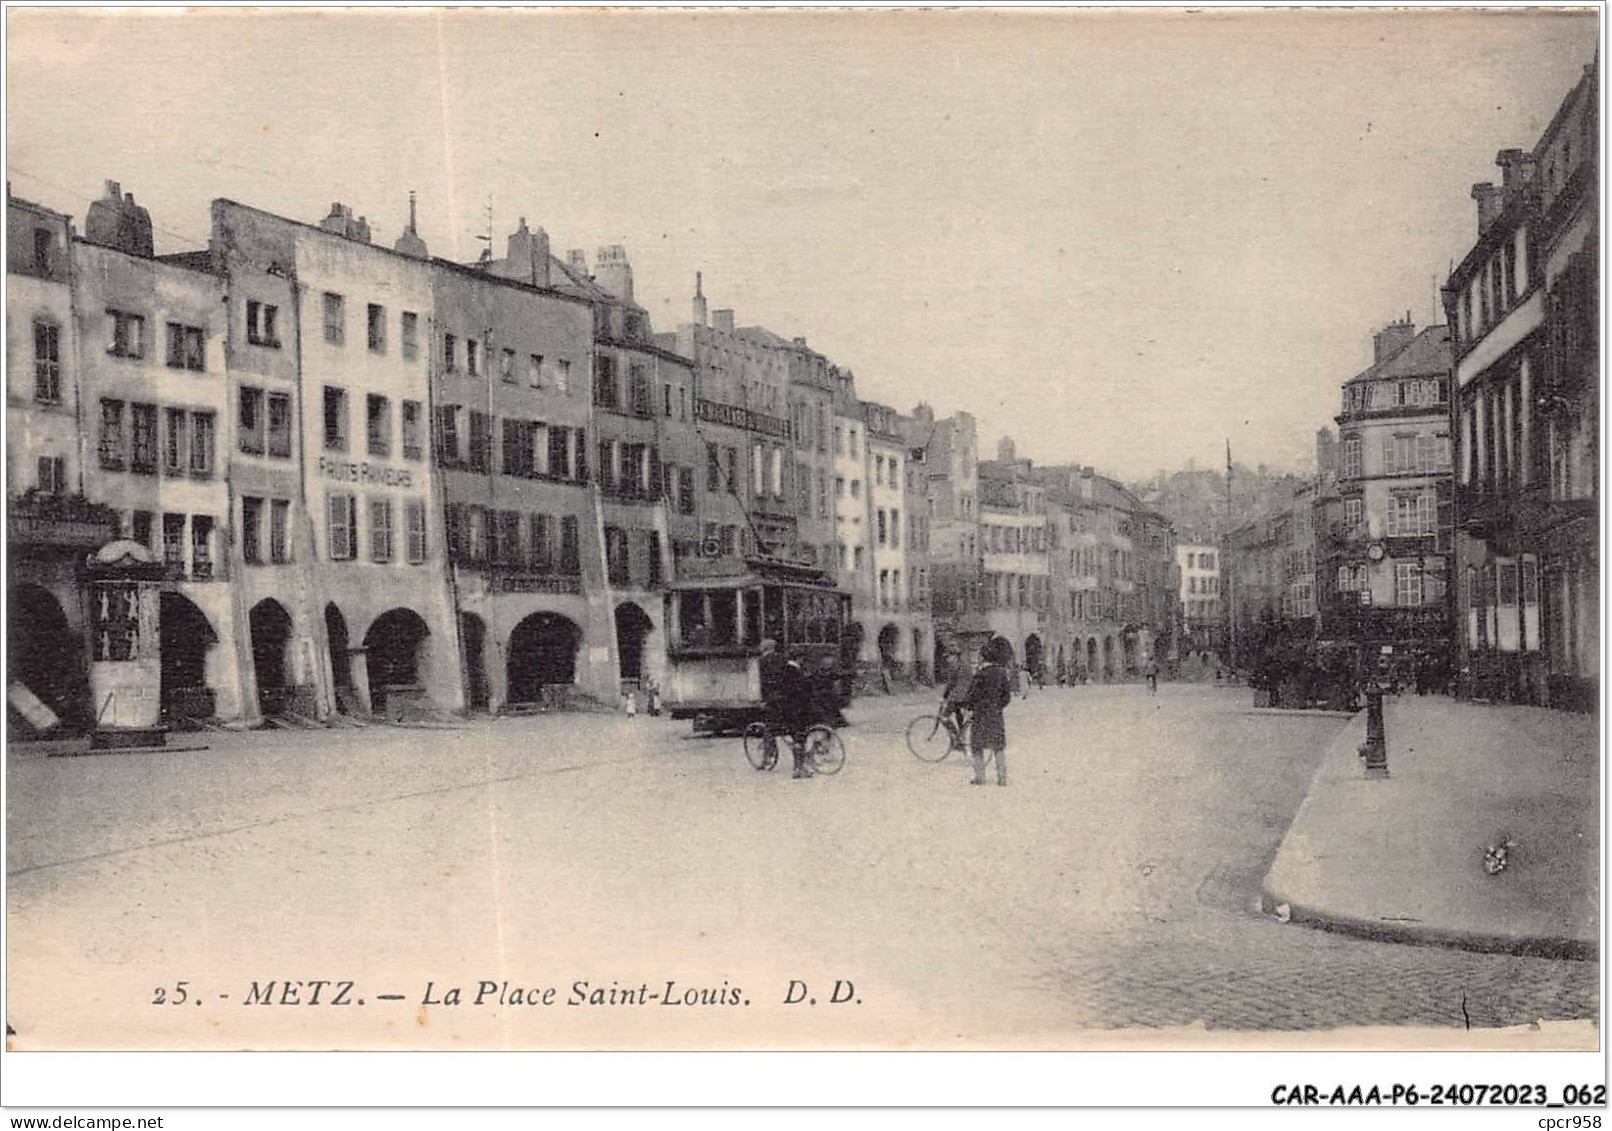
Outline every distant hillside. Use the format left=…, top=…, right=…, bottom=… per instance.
left=1128, top=465, right=1305, bottom=544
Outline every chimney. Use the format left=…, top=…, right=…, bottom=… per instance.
left=567, top=248, right=588, bottom=275
left=1372, top=317, right=1417, bottom=364
left=692, top=271, right=708, bottom=327
left=594, top=244, right=634, bottom=304
left=793, top=336, right=807, bottom=348
left=1470, top=182, right=1506, bottom=235
left=997, top=435, right=1017, bottom=463
left=495, top=217, right=549, bottom=286
left=712, top=308, right=736, bottom=334
left=319, top=202, right=370, bottom=243
left=1315, top=427, right=1338, bottom=476
left=84, top=177, right=153, bottom=257
left=1496, top=147, right=1537, bottom=196
left=393, top=191, right=428, bottom=259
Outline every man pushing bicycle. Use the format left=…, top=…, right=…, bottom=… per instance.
left=758, top=638, right=815, bottom=779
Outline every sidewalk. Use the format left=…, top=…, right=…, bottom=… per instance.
left=1262, top=694, right=1599, bottom=960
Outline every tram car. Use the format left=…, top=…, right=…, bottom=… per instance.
left=663, top=557, right=856, bottom=735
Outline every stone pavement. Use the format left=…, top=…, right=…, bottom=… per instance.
left=7, top=683, right=1596, bottom=1047
left=1262, top=694, right=1599, bottom=960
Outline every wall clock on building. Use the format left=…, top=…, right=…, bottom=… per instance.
left=1367, top=542, right=1386, bottom=561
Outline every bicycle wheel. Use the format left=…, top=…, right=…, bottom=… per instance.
left=905, top=714, right=955, bottom=762
left=805, top=725, right=846, bottom=775
left=743, top=722, right=774, bottom=770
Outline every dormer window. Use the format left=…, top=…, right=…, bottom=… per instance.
left=32, top=228, right=53, bottom=274
left=107, top=310, right=145, bottom=358
left=247, top=300, right=280, bottom=347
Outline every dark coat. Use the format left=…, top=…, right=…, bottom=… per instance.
left=964, top=662, right=1013, bottom=752
left=760, top=652, right=812, bottom=730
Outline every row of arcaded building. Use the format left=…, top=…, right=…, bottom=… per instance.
left=8, top=178, right=1181, bottom=731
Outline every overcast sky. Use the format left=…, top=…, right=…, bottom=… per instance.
left=7, top=7, right=1598, bottom=481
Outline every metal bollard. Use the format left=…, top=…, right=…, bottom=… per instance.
left=1360, top=679, right=1388, bottom=779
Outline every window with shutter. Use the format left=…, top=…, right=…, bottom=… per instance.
left=406, top=500, right=427, bottom=564
left=328, top=494, right=355, bottom=561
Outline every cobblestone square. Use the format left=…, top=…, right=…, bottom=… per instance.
left=7, top=685, right=1596, bottom=1048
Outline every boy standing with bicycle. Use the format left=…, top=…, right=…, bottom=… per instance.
left=940, top=647, right=972, bottom=747
left=965, top=636, right=1015, bottom=787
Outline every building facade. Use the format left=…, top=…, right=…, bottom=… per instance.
left=863, top=400, right=919, bottom=676
left=433, top=232, right=610, bottom=711
left=896, top=406, right=934, bottom=681
left=1177, top=542, right=1222, bottom=652
left=7, top=190, right=119, bottom=731
left=1324, top=318, right=1454, bottom=668
left=208, top=198, right=321, bottom=724
left=1034, top=463, right=1173, bottom=680
left=783, top=333, right=837, bottom=571
left=554, top=245, right=679, bottom=698
left=227, top=199, right=463, bottom=718
left=670, top=283, right=792, bottom=571
left=979, top=444, right=1051, bottom=674
left=1444, top=60, right=1598, bottom=708
left=831, top=369, right=872, bottom=666
left=917, top=405, right=987, bottom=666
left=80, top=185, right=242, bottom=724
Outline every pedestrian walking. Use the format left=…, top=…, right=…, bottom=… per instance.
left=964, top=636, right=1015, bottom=787
left=1144, top=657, right=1159, bottom=696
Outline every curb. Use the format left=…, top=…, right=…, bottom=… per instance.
left=1258, top=885, right=1598, bottom=962
left=1259, top=706, right=1598, bottom=963
left=1243, top=708, right=1358, bottom=719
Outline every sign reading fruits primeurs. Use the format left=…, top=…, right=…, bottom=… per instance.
left=317, top=456, right=414, bottom=489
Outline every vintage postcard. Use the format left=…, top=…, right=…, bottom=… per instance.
left=1, top=3, right=1601, bottom=1092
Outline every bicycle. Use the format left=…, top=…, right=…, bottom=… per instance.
left=905, top=707, right=971, bottom=763
left=743, top=720, right=847, bottom=776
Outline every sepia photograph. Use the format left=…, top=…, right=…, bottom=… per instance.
left=0, top=1, right=1603, bottom=1112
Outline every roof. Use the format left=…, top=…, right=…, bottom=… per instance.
left=545, top=252, right=618, bottom=305
left=8, top=193, right=71, bottom=222
left=1344, top=324, right=1451, bottom=385
left=155, top=250, right=218, bottom=274
left=214, top=198, right=433, bottom=271
left=76, top=235, right=220, bottom=279
left=735, top=325, right=795, bottom=350
left=431, top=255, right=595, bottom=308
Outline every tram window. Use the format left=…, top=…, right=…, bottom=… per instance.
left=711, top=592, right=738, bottom=645
left=787, top=591, right=807, bottom=645
left=812, top=595, right=831, bottom=643
left=764, top=586, right=785, bottom=645
left=743, top=588, right=762, bottom=645
left=679, top=591, right=712, bottom=647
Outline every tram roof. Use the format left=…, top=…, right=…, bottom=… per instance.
left=669, top=555, right=840, bottom=591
